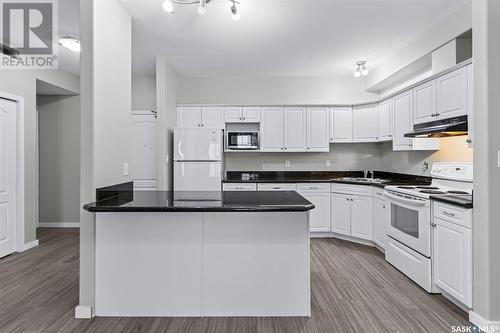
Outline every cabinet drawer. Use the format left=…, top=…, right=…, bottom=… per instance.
left=297, top=183, right=330, bottom=192
left=372, top=187, right=386, bottom=199
left=223, top=183, right=257, bottom=191
left=331, top=183, right=372, bottom=196
left=258, top=183, right=297, bottom=191
left=433, top=201, right=471, bottom=228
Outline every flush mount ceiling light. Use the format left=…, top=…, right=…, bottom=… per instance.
left=354, top=61, right=368, bottom=78
left=59, top=37, right=81, bottom=52
left=162, top=0, right=240, bottom=19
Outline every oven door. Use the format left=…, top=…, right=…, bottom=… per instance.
left=384, top=190, right=431, bottom=257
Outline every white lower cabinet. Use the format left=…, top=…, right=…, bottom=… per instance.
left=298, top=184, right=331, bottom=232
left=331, top=189, right=372, bottom=241
left=331, top=193, right=351, bottom=235
left=432, top=203, right=472, bottom=308
left=372, top=198, right=388, bottom=249
left=223, top=183, right=257, bottom=191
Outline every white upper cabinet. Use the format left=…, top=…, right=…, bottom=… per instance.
left=177, top=107, right=202, bottom=128
left=201, top=107, right=225, bottom=129
left=307, top=107, right=329, bottom=152
left=413, top=80, right=437, bottom=125
left=392, top=91, right=414, bottom=151
left=378, top=99, right=393, bottom=141
left=436, top=66, right=468, bottom=120
left=224, top=107, right=243, bottom=122
left=242, top=107, right=261, bottom=123
left=225, top=107, right=261, bottom=123
left=260, top=107, right=284, bottom=152
left=353, top=104, right=378, bottom=142
left=330, top=107, right=353, bottom=143
left=284, top=107, right=307, bottom=152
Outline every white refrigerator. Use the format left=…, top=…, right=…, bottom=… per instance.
left=173, top=128, right=224, bottom=191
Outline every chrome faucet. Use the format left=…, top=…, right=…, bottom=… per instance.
left=365, top=170, right=374, bottom=179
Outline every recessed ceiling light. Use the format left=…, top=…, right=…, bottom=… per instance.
left=59, top=37, right=80, bottom=52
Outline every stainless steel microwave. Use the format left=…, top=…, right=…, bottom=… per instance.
left=226, top=131, right=259, bottom=150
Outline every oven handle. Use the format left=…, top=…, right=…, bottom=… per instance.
left=384, top=191, right=429, bottom=206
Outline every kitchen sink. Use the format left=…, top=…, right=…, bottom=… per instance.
left=337, top=177, right=388, bottom=183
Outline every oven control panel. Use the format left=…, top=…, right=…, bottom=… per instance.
left=430, top=162, right=473, bottom=181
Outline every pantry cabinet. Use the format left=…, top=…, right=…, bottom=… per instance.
left=353, top=104, right=379, bottom=142
left=329, top=107, right=353, bottom=143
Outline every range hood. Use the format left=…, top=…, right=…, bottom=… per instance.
left=404, top=115, right=468, bottom=138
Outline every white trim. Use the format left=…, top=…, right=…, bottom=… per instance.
left=18, top=239, right=39, bottom=252
left=75, top=305, right=93, bottom=319
left=469, top=311, right=500, bottom=332
left=132, top=110, right=156, bottom=115
left=38, top=222, right=80, bottom=228
left=310, top=232, right=377, bottom=247
left=0, top=92, right=26, bottom=255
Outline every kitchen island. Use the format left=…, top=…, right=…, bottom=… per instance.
left=84, top=186, right=314, bottom=317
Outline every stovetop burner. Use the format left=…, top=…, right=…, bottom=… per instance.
left=419, top=190, right=447, bottom=194
left=447, top=190, right=469, bottom=194
left=416, top=186, right=439, bottom=189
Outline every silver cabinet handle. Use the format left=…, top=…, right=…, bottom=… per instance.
left=443, top=211, right=455, bottom=217
left=431, top=223, right=437, bottom=227
left=466, top=139, right=472, bottom=143
left=383, top=205, right=386, bottom=209
left=350, top=198, right=354, bottom=201
left=242, top=117, right=246, bottom=121
left=309, top=186, right=318, bottom=190
left=272, top=187, right=281, bottom=190
left=346, top=198, right=349, bottom=201
left=201, top=124, right=205, bottom=127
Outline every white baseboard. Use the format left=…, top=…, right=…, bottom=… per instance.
left=38, top=222, right=80, bottom=228
left=469, top=311, right=500, bottom=332
left=19, top=239, right=39, bottom=252
left=75, top=305, right=93, bottom=319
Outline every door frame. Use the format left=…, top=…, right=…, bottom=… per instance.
left=0, top=91, right=26, bottom=252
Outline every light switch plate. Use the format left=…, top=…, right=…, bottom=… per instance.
left=285, top=161, right=291, bottom=168
left=326, top=160, right=331, bottom=167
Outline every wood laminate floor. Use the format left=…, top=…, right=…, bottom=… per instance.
left=0, top=228, right=469, bottom=333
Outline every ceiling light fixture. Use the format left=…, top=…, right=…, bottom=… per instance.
left=354, top=61, right=368, bottom=78
left=162, top=0, right=240, bottom=20
left=59, top=37, right=81, bottom=52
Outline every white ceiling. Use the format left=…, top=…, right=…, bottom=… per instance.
left=120, top=0, right=468, bottom=77
left=58, top=0, right=80, bottom=75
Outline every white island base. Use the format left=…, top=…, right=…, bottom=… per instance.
left=95, top=211, right=310, bottom=317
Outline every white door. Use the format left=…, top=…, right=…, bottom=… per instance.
left=201, top=107, right=224, bottom=129
left=299, top=191, right=330, bottom=232
left=436, top=66, right=468, bottom=120
left=433, top=217, right=472, bottom=307
left=353, top=105, right=378, bottom=142
left=225, top=107, right=243, bottom=123
left=260, top=107, right=284, bottom=152
left=330, top=107, right=352, bottom=143
left=242, top=107, right=260, bottom=123
left=177, top=107, right=202, bottom=128
left=392, top=91, right=413, bottom=151
left=174, top=162, right=222, bottom=191
left=131, top=113, right=158, bottom=190
left=307, top=107, right=329, bottom=152
left=372, top=198, right=388, bottom=249
left=350, top=195, right=373, bottom=241
left=331, top=193, right=351, bottom=235
left=413, top=80, right=437, bottom=124
left=284, top=107, right=307, bottom=152
left=0, top=98, right=17, bottom=258
left=378, top=99, right=392, bottom=141
left=174, top=129, right=223, bottom=161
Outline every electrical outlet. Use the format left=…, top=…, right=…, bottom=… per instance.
left=326, top=160, right=331, bottom=168
left=123, top=162, right=129, bottom=176
left=285, top=161, right=291, bottom=168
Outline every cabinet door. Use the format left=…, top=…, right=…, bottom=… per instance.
left=284, top=107, right=307, bottom=152
left=467, top=64, right=473, bottom=147
left=201, top=107, right=225, bottom=129
left=242, top=107, right=261, bottom=123
left=436, top=66, right=468, bottom=119
left=372, top=198, right=388, bottom=249
left=433, top=217, right=472, bottom=307
left=413, top=80, right=437, bottom=125
left=350, top=195, right=372, bottom=241
left=392, top=91, right=413, bottom=151
left=225, top=107, right=243, bottom=123
left=307, top=107, right=329, bottom=152
left=177, top=107, right=202, bottom=128
left=330, top=107, right=352, bottom=143
left=260, top=107, right=284, bottom=152
left=331, top=193, right=351, bottom=236
left=378, top=99, right=393, bottom=141
left=353, top=105, right=378, bottom=142
left=299, top=191, right=331, bottom=232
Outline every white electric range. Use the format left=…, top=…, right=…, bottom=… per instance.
left=384, top=162, right=473, bottom=292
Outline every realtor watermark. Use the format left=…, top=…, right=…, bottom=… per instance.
left=451, top=325, right=499, bottom=333
left=0, top=0, right=58, bottom=69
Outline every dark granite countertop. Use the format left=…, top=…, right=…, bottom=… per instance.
left=223, top=171, right=432, bottom=188
left=84, top=190, right=315, bottom=213
left=430, top=194, right=473, bottom=209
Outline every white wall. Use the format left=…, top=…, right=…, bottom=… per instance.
left=132, top=76, right=156, bottom=110
left=38, top=95, right=80, bottom=225
left=0, top=69, right=80, bottom=243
